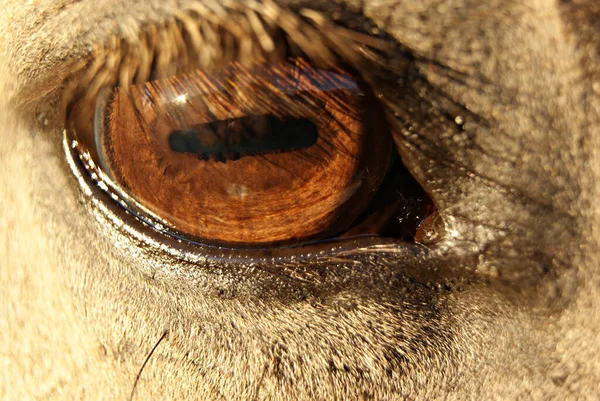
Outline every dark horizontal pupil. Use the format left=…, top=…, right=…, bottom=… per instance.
left=168, top=114, right=319, bottom=162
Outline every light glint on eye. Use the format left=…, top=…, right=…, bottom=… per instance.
left=72, top=58, right=393, bottom=246
left=173, top=94, right=189, bottom=104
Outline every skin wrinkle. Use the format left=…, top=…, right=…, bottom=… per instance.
left=363, top=0, right=589, bottom=278
left=1, top=0, right=599, bottom=400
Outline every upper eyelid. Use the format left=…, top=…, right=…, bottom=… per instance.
left=17, top=1, right=389, bottom=117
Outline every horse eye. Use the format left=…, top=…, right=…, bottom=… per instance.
left=69, top=57, right=433, bottom=247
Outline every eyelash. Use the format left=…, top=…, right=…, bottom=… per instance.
left=60, top=2, right=389, bottom=118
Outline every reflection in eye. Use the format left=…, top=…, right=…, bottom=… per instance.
left=168, top=115, right=319, bottom=161
left=70, top=58, right=433, bottom=247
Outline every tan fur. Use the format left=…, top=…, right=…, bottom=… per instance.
left=1, top=0, right=599, bottom=399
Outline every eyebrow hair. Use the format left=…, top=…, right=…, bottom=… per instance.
left=15, top=0, right=389, bottom=117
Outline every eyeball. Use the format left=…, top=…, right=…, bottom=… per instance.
left=71, top=58, right=394, bottom=246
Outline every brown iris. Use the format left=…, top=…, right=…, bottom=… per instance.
left=75, top=58, right=392, bottom=246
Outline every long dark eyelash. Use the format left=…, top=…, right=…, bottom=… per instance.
left=59, top=1, right=391, bottom=116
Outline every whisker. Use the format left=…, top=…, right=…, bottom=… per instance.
left=129, top=329, right=168, bottom=401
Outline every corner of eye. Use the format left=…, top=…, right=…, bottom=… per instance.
left=11, top=57, right=89, bottom=121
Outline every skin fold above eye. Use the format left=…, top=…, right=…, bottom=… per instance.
left=1, top=0, right=599, bottom=400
